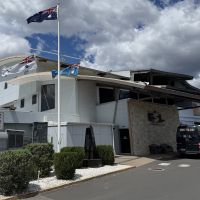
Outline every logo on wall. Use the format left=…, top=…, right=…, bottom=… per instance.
left=148, top=111, right=165, bottom=124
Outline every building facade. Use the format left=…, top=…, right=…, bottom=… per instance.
left=0, top=56, right=200, bottom=155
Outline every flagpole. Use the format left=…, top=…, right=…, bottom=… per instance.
left=57, top=0, right=61, bottom=152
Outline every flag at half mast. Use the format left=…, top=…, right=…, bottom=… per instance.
left=27, top=6, right=57, bottom=24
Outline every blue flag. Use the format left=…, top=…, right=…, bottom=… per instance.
left=27, top=6, right=57, bottom=24
left=51, top=70, right=58, bottom=78
left=51, top=65, right=80, bottom=78
left=71, top=66, right=79, bottom=76
left=61, top=67, right=71, bottom=76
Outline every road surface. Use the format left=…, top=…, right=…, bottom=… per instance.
left=27, top=156, right=200, bottom=200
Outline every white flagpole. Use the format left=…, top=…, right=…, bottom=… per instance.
left=57, top=1, right=61, bottom=152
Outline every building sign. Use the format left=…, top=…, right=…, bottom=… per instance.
left=147, top=111, right=165, bottom=125
left=0, top=112, right=4, bottom=130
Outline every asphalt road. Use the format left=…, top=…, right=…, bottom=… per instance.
left=27, top=156, right=200, bottom=200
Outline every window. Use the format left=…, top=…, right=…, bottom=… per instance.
left=4, top=82, right=7, bottom=89
left=41, top=84, right=55, bottom=111
left=119, top=90, right=130, bottom=100
left=8, top=131, right=24, bottom=148
left=99, top=88, right=115, bottom=104
left=20, top=99, right=25, bottom=108
left=33, top=122, right=48, bottom=143
left=32, top=94, right=37, bottom=105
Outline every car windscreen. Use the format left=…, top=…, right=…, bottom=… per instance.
left=177, top=127, right=200, bottom=142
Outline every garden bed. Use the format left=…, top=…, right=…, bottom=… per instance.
left=0, top=164, right=132, bottom=200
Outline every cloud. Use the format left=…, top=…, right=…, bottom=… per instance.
left=79, top=0, right=200, bottom=78
left=0, top=0, right=200, bottom=88
left=0, top=0, right=55, bottom=58
left=188, top=73, right=200, bottom=88
left=0, top=33, right=30, bottom=58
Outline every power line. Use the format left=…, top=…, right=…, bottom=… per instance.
left=30, top=47, right=109, bottom=70
left=30, top=48, right=82, bottom=60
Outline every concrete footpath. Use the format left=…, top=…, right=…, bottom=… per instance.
left=115, top=154, right=176, bottom=167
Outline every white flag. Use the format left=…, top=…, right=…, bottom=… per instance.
left=1, top=55, right=37, bottom=78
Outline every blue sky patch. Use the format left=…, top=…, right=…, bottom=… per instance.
left=26, top=34, right=86, bottom=64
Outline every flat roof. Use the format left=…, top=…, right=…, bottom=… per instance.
left=131, top=69, right=193, bottom=80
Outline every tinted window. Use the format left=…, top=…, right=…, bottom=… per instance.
left=8, top=134, right=15, bottom=148
left=119, top=90, right=130, bottom=100
left=99, top=88, right=114, bottom=104
left=20, top=99, right=25, bottom=108
left=4, top=82, right=7, bottom=89
left=8, top=131, right=24, bottom=148
left=32, top=94, right=37, bottom=105
left=41, top=84, right=55, bottom=111
left=16, top=134, right=23, bottom=147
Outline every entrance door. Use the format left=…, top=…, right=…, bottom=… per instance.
left=119, top=129, right=131, bottom=154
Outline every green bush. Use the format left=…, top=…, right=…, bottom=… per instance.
left=60, top=147, right=85, bottom=168
left=0, top=149, right=34, bottom=195
left=25, top=143, right=54, bottom=178
left=96, top=145, right=115, bottom=165
left=54, top=152, right=78, bottom=180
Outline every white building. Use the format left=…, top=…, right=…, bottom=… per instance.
left=0, top=56, right=200, bottom=155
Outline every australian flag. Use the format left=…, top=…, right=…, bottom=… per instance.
left=27, top=6, right=57, bottom=24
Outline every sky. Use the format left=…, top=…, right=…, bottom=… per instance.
left=0, top=0, right=200, bottom=86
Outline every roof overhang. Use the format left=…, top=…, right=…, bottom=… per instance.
left=131, top=69, right=193, bottom=80
left=7, top=72, right=200, bottom=103
left=145, top=85, right=200, bottom=102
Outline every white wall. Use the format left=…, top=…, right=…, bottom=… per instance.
left=48, top=125, right=67, bottom=152
left=16, top=81, right=38, bottom=112
left=1, top=78, right=98, bottom=124
left=48, top=123, right=114, bottom=152
left=38, top=78, right=80, bottom=123
left=65, top=124, right=113, bottom=147
left=11, top=78, right=79, bottom=123
left=96, top=99, right=129, bottom=128
left=0, top=82, right=19, bottom=106
left=78, top=80, right=96, bottom=122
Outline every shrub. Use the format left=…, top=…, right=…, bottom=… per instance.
left=54, top=152, right=78, bottom=180
left=96, top=145, right=115, bottom=165
left=25, top=143, right=54, bottom=178
left=0, top=149, right=34, bottom=195
left=60, top=147, right=85, bottom=168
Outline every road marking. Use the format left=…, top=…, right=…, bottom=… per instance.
left=148, top=167, right=165, bottom=171
left=178, top=164, right=191, bottom=168
left=158, top=162, right=171, bottom=166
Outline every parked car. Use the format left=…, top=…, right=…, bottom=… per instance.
left=176, top=125, right=200, bottom=156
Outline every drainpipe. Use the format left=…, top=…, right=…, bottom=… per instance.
left=113, top=88, right=119, bottom=124
left=112, top=88, right=119, bottom=155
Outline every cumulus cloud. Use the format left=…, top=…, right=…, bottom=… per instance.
left=79, top=0, right=200, bottom=77
left=0, top=33, right=30, bottom=58
left=0, top=0, right=200, bottom=88
left=0, top=0, right=55, bottom=58
left=188, top=73, right=200, bottom=88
